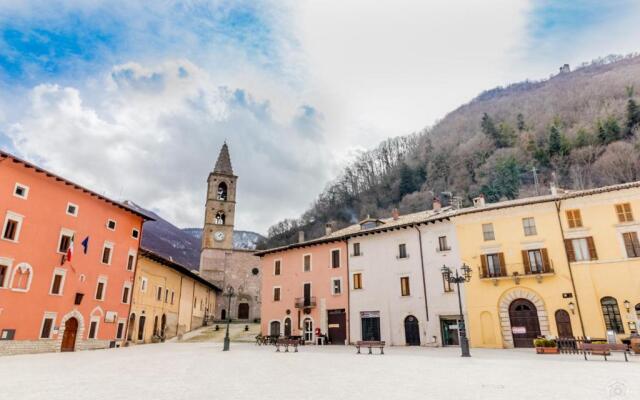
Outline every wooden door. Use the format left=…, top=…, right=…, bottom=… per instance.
left=284, top=318, right=292, bottom=337
left=509, top=299, right=541, bottom=348
left=61, top=317, right=78, bottom=352
left=238, top=303, right=249, bottom=319
left=327, top=309, right=346, bottom=345
left=404, top=315, right=420, bottom=346
left=554, top=309, right=573, bottom=337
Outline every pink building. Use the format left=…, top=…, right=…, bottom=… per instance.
left=0, top=151, right=150, bottom=355
left=258, top=235, right=349, bottom=344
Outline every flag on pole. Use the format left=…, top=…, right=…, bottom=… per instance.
left=66, top=236, right=74, bottom=263
left=81, top=236, right=89, bottom=254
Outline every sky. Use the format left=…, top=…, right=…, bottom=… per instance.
left=1, top=0, right=639, bottom=234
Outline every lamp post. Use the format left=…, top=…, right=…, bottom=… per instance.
left=223, top=285, right=235, bottom=351
left=442, top=264, right=472, bottom=357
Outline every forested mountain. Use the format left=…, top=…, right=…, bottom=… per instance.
left=266, top=54, right=640, bottom=248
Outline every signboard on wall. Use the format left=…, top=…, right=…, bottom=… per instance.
left=511, top=326, right=527, bottom=334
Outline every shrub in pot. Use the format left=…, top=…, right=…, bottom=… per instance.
left=534, top=338, right=558, bottom=354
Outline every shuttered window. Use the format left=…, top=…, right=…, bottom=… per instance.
left=353, top=273, right=362, bottom=290
left=566, top=209, right=583, bottom=228
left=331, top=250, right=340, bottom=268
left=400, top=277, right=410, bottom=296
left=274, top=260, right=281, bottom=275
left=564, top=237, right=597, bottom=262
left=522, top=248, right=551, bottom=274
left=622, top=232, right=640, bottom=258
left=615, top=203, right=634, bottom=223
left=481, top=253, right=505, bottom=277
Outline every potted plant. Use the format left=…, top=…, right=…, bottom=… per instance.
left=534, top=338, right=558, bottom=354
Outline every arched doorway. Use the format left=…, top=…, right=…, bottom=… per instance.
left=270, top=320, right=281, bottom=336
left=221, top=309, right=227, bottom=321
left=303, top=318, right=313, bottom=342
left=161, top=314, right=166, bottom=337
left=509, top=299, right=541, bottom=348
left=238, top=303, right=250, bottom=320
left=554, top=309, right=573, bottom=337
left=61, top=317, right=78, bottom=352
left=137, top=316, right=146, bottom=341
left=404, top=315, right=420, bottom=346
left=284, top=317, right=292, bottom=337
left=127, top=313, right=135, bottom=341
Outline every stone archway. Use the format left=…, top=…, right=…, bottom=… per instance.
left=57, top=310, right=85, bottom=351
left=498, top=288, right=549, bottom=348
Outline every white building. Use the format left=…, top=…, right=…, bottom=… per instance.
left=343, top=204, right=466, bottom=346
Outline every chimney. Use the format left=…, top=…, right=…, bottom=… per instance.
left=432, top=198, right=442, bottom=211
left=550, top=183, right=558, bottom=196
left=473, top=194, right=486, bottom=208
left=325, top=222, right=334, bottom=236
left=298, top=231, right=305, bottom=243
left=391, top=208, right=399, bottom=220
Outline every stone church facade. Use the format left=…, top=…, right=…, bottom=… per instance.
left=199, top=143, right=261, bottom=322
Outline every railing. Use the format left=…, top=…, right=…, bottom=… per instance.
left=557, top=336, right=607, bottom=354
left=479, top=261, right=555, bottom=280
left=294, top=296, right=317, bottom=309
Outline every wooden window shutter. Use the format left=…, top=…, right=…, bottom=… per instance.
left=564, top=239, right=576, bottom=262
left=632, top=232, right=640, bottom=254
left=616, top=204, right=625, bottom=222
left=521, top=250, right=530, bottom=274
left=541, top=248, right=551, bottom=272
left=623, top=233, right=634, bottom=257
left=586, top=236, right=598, bottom=260
left=498, top=253, right=506, bottom=276
left=480, top=255, right=488, bottom=278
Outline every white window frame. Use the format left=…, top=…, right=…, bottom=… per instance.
left=88, top=316, right=100, bottom=339
left=126, top=249, right=137, bottom=271
left=101, top=241, right=114, bottom=265
left=49, top=268, right=67, bottom=296
left=66, top=202, right=79, bottom=217
left=2, top=211, right=24, bottom=243
left=140, top=276, right=148, bottom=292
left=302, top=253, right=312, bottom=272
left=0, top=257, right=14, bottom=289
left=106, top=219, right=117, bottom=231
left=272, top=286, right=282, bottom=302
left=330, top=248, right=341, bottom=268
left=95, top=276, right=108, bottom=301
left=39, top=312, right=57, bottom=339
left=273, top=258, right=282, bottom=276
left=13, top=183, right=29, bottom=199
left=10, top=262, right=33, bottom=292
left=132, top=228, right=140, bottom=239
left=56, top=228, right=75, bottom=255
left=331, top=277, right=343, bottom=295
left=121, top=281, right=132, bottom=304
left=116, top=318, right=126, bottom=340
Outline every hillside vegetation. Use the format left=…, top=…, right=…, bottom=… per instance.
left=265, top=54, right=640, bottom=248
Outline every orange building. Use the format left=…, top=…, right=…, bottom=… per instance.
left=0, top=151, right=150, bottom=355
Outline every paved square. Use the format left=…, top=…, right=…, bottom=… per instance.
left=1, top=343, right=638, bottom=400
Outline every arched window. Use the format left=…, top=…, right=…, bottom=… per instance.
left=11, top=263, right=33, bottom=292
left=217, top=182, right=228, bottom=201
left=215, top=212, right=225, bottom=225
left=601, top=297, right=624, bottom=334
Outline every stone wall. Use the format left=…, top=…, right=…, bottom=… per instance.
left=0, top=339, right=115, bottom=356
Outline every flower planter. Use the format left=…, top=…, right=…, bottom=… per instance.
left=535, top=347, right=559, bottom=354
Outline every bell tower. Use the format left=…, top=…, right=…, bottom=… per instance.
left=203, top=143, right=236, bottom=251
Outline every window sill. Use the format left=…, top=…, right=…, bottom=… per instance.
left=49, top=293, right=63, bottom=297
left=396, top=256, right=410, bottom=261
left=1, top=238, right=18, bottom=244
left=11, top=288, right=29, bottom=293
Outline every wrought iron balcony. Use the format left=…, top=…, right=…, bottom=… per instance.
left=479, top=261, right=555, bottom=282
left=294, top=296, right=317, bottom=309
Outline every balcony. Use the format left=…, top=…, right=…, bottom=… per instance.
left=294, top=296, right=317, bottom=309
left=479, top=261, right=555, bottom=285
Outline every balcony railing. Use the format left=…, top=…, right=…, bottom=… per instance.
left=479, top=261, right=555, bottom=281
left=294, top=296, right=317, bottom=309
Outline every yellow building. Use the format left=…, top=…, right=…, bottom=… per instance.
left=127, top=248, right=219, bottom=344
left=455, top=182, right=640, bottom=348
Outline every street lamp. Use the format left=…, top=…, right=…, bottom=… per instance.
left=223, top=285, right=235, bottom=351
left=441, top=263, right=472, bottom=357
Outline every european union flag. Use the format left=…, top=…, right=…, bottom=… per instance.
left=81, top=236, right=89, bottom=254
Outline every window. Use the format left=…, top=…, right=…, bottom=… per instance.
left=214, top=212, right=225, bottom=225
left=58, top=230, right=73, bottom=254
left=88, top=317, right=99, bottom=339
left=443, top=273, right=452, bottom=292
left=0, top=261, right=10, bottom=288
left=331, top=249, right=340, bottom=268
left=140, top=277, right=148, bottom=292
left=13, top=183, right=29, bottom=199
left=101, top=242, right=113, bottom=265
left=132, top=228, right=140, bottom=239
left=217, top=182, right=228, bottom=201
left=566, top=209, right=583, bottom=228
left=49, top=269, right=66, bottom=295
left=623, top=232, right=640, bottom=258
left=40, top=314, right=56, bottom=339
left=116, top=320, right=126, bottom=340
left=165, top=288, right=169, bottom=303
left=438, top=236, right=450, bottom=252
left=127, top=251, right=136, bottom=271
left=482, top=223, right=495, bottom=241
left=565, top=237, right=597, bottom=262
left=332, top=278, right=342, bottom=295
left=615, top=203, right=634, bottom=223
left=107, top=219, right=117, bottom=230
left=522, top=218, right=537, bottom=236
left=95, top=277, right=107, bottom=300
left=273, top=287, right=281, bottom=302
left=156, top=286, right=163, bottom=301
left=274, top=260, right=281, bottom=275
left=600, top=297, right=624, bottom=334
left=400, top=277, right=410, bottom=296
left=171, top=291, right=175, bottom=304
left=353, top=242, right=361, bottom=256
left=66, top=203, right=78, bottom=217
left=481, top=253, right=504, bottom=277
left=11, top=263, right=32, bottom=291
left=303, top=254, right=311, bottom=272
left=398, top=244, right=408, bottom=259
left=122, top=283, right=131, bottom=304
left=137, top=316, right=146, bottom=341
left=2, top=212, right=23, bottom=242
left=353, top=273, right=363, bottom=290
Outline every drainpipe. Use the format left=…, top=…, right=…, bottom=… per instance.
left=554, top=200, right=586, bottom=337
left=414, top=225, right=429, bottom=322
left=344, top=238, right=351, bottom=345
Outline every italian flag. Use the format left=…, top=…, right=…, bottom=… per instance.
left=66, top=236, right=74, bottom=263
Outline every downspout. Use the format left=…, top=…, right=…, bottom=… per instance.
left=344, top=238, right=351, bottom=345
left=554, top=199, right=586, bottom=337
left=414, top=225, right=430, bottom=322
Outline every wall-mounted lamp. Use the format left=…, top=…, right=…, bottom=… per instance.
left=624, top=299, right=631, bottom=313
left=568, top=302, right=575, bottom=315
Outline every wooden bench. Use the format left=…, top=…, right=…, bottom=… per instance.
left=356, top=341, right=385, bottom=355
left=275, top=338, right=299, bottom=353
left=582, top=343, right=629, bottom=361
